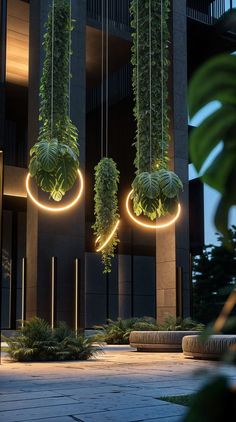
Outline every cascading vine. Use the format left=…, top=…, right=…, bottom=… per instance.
left=93, top=0, right=120, bottom=274
left=29, top=0, right=80, bottom=202
left=93, top=158, right=120, bottom=273
left=130, top=0, right=183, bottom=221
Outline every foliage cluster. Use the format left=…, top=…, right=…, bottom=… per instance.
left=3, top=317, right=100, bottom=362
left=193, top=226, right=236, bottom=324
left=130, top=0, right=183, bottom=220
left=93, top=316, right=203, bottom=345
left=93, top=158, right=120, bottom=273
left=29, top=0, right=79, bottom=202
left=93, top=317, right=158, bottom=344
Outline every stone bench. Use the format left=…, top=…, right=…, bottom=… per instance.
left=129, top=331, right=198, bottom=352
left=182, top=335, right=236, bottom=359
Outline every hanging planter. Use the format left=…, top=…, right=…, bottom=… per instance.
left=93, top=158, right=120, bottom=273
left=129, top=0, right=183, bottom=222
left=28, top=0, right=80, bottom=203
left=93, top=0, right=120, bottom=273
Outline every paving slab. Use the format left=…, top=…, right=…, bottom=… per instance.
left=0, top=346, right=235, bottom=421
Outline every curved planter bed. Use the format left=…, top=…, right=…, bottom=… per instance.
left=129, top=331, right=198, bottom=352
left=182, top=335, right=236, bottom=360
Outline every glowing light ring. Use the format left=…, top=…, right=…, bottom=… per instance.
left=126, top=190, right=181, bottom=229
left=95, top=220, right=120, bottom=252
left=26, top=169, right=84, bottom=212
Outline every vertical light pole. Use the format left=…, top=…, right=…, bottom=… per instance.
left=75, top=258, right=79, bottom=333
left=21, top=258, right=26, bottom=327
left=51, top=257, right=57, bottom=329
left=0, top=151, right=3, bottom=364
left=0, top=0, right=7, bottom=365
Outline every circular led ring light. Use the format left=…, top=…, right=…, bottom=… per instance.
left=95, top=220, right=120, bottom=252
left=126, top=190, right=181, bottom=229
left=26, top=169, right=84, bottom=213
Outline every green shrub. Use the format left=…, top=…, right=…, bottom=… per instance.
left=93, top=317, right=159, bottom=344
left=3, top=317, right=100, bottom=362
left=159, top=315, right=204, bottom=332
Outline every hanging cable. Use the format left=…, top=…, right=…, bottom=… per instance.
left=137, top=0, right=140, bottom=172
left=101, top=0, right=104, bottom=158
left=26, top=0, right=84, bottom=212
left=161, top=0, right=164, bottom=161
left=105, top=0, right=109, bottom=157
left=51, top=0, right=55, bottom=137
left=68, top=0, right=72, bottom=119
left=149, top=0, right=152, bottom=172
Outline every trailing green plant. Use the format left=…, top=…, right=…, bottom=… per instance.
left=132, top=170, right=183, bottom=220
left=130, top=0, right=183, bottom=220
left=159, top=315, right=204, bottom=332
left=189, top=53, right=236, bottom=236
left=3, top=317, right=100, bottom=362
left=29, top=0, right=80, bottom=202
left=93, top=317, right=159, bottom=344
left=93, top=158, right=120, bottom=273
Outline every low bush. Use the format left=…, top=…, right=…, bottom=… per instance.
left=159, top=315, right=204, bottom=332
left=93, top=315, right=204, bottom=345
left=93, top=317, right=159, bottom=344
left=3, top=317, right=100, bottom=362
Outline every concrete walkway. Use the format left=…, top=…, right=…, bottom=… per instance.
left=0, top=346, right=236, bottom=422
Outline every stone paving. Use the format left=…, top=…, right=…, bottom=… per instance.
left=1, top=345, right=236, bottom=422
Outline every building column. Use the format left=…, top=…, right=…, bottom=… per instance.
left=26, top=0, right=86, bottom=327
left=156, top=0, right=190, bottom=322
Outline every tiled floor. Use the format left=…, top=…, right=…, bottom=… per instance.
left=0, top=346, right=235, bottom=422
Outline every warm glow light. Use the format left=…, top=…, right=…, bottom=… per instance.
left=95, top=220, right=120, bottom=252
left=126, top=190, right=181, bottom=229
left=26, top=169, right=84, bottom=212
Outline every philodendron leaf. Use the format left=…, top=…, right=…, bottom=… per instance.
left=36, top=170, right=56, bottom=192
left=158, top=170, right=183, bottom=198
left=37, top=139, right=59, bottom=172
left=56, top=156, right=78, bottom=192
left=29, top=156, right=40, bottom=177
left=132, top=171, right=160, bottom=199
left=189, top=52, right=236, bottom=235
left=189, top=54, right=236, bottom=118
left=189, top=107, right=236, bottom=173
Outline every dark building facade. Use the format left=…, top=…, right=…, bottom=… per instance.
left=0, top=0, right=235, bottom=329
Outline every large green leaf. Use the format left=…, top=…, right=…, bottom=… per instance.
left=132, top=171, right=160, bottom=199
left=189, top=52, right=236, bottom=235
left=190, top=107, right=236, bottom=173
left=158, top=170, right=183, bottom=198
left=29, top=156, right=40, bottom=177
left=36, top=170, right=56, bottom=193
left=56, top=157, right=78, bottom=192
left=37, top=139, right=59, bottom=172
left=189, top=54, right=236, bottom=118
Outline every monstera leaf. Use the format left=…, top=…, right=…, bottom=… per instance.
left=158, top=169, right=183, bottom=198
left=189, top=53, right=236, bottom=235
left=132, top=172, right=160, bottom=199
left=37, top=139, right=59, bottom=172
left=56, top=157, right=78, bottom=192
left=36, top=170, right=56, bottom=193
left=29, top=156, right=40, bottom=177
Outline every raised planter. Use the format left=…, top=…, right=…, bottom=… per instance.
left=129, top=331, right=198, bottom=352
left=182, top=335, right=236, bottom=359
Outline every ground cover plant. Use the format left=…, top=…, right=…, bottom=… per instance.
left=159, top=394, right=195, bottom=407
left=93, top=317, right=159, bottom=344
left=3, top=317, right=100, bottom=362
left=93, top=316, right=203, bottom=344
